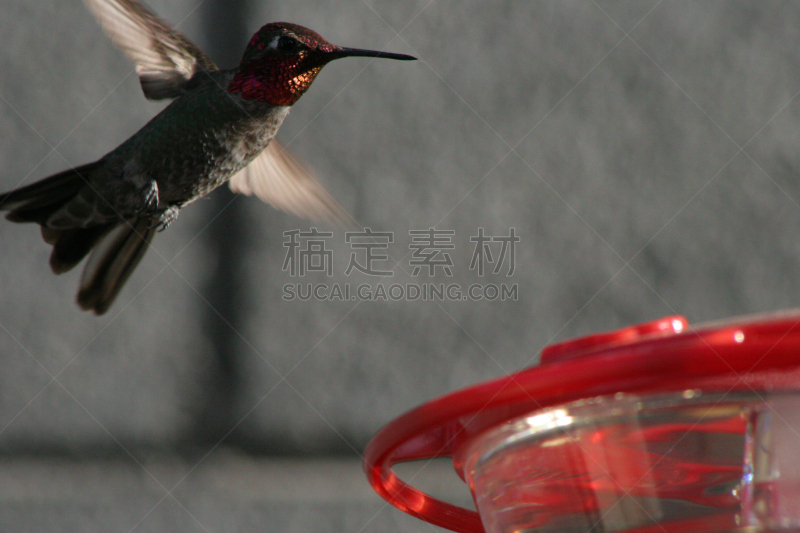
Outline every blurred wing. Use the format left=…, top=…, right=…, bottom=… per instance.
left=83, top=0, right=218, bottom=100
left=229, top=141, right=353, bottom=227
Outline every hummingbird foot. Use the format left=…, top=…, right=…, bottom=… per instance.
left=153, top=205, right=179, bottom=232
left=136, top=179, right=160, bottom=216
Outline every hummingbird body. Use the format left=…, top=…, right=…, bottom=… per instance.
left=0, top=3, right=414, bottom=315
left=95, top=71, right=288, bottom=214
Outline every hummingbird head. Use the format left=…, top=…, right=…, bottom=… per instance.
left=228, top=22, right=416, bottom=106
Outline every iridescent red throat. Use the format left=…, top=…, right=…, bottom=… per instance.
left=228, top=60, right=324, bottom=106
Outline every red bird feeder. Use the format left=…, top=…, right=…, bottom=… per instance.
left=365, top=312, right=800, bottom=532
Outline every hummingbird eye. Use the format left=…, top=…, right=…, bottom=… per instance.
left=276, top=36, right=302, bottom=53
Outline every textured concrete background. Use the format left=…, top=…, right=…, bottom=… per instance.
left=3, top=0, right=800, bottom=531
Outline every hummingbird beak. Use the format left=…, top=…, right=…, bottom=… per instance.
left=331, top=47, right=417, bottom=61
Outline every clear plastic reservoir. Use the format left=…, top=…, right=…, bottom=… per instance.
left=463, top=391, right=800, bottom=533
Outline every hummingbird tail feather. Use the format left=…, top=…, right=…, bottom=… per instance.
left=0, top=163, right=117, bottom=275
left=0, top=164, right=97, bottom=224
left=48, top=224, right=117, bottom=274
left=77, top=218, right=156, bottom=315
left=2, top=163, right=157, bottom=314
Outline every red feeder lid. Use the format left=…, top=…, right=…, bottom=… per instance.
left=363, top=311, right=800, bottom=533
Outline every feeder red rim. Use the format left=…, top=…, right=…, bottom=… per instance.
left=363, top=311, right=800, bottom=533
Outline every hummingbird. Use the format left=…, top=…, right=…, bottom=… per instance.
left=0, top=0, right=415, bottom=315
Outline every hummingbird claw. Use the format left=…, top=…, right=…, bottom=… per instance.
left=137, top=180, right=160, bottom=216
left=153, top=205, right=179, bottom=231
